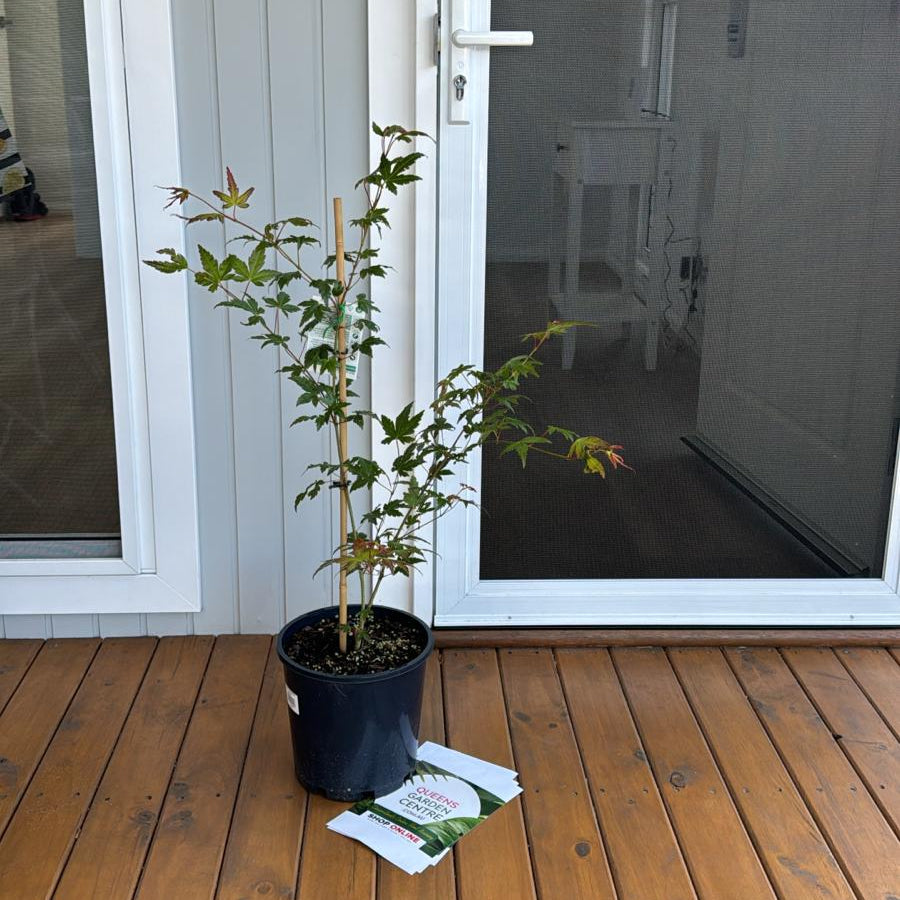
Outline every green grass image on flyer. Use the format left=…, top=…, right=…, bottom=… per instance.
left=349, top=759, right=506, bottom=857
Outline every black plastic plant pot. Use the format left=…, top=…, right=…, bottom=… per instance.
left=276, top=604, right=434, bottom=802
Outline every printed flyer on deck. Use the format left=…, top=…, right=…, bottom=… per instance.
left=328, top=741, right=523, bottom=874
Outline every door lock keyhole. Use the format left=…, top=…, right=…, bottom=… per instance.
left=453, top=74, right=467, bottom=101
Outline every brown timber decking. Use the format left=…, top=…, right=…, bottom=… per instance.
left=0, top=636, right=898, bottom=899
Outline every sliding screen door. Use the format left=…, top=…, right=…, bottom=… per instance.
left=0, top=0, right=119, bottom=559
left=435, top=0, right=900, bottom=624
left=0, top=0, right=201, bottom=615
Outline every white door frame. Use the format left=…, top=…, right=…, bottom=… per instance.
left=374, top=1, right=900, bottom=627
left=368, top=0, right=440, bottom=623
left=0, top=0, right=200, bottom=614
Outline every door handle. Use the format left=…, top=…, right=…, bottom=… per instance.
left=451, top=30, right=534, bottom=48
left=447, top=1, right=534, bottom=125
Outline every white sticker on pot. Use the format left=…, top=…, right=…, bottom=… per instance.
left=285, top=685, right=299, bottom=715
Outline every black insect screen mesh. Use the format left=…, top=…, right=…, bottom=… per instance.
left=478, top=0, right=900, bottom=580
left=0, top=0, right=119, bottom=550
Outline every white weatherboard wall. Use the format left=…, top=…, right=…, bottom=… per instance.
left=1, top=0, right=374, bottom=639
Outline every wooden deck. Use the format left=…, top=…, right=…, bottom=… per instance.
left=0, top=636, right=898, bottom=899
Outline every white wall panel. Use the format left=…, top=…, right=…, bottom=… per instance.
left=268, top=0, right=333, bottom=624
left=98, top=614, right=145, bottom=637
left=167, top=0, right=238, bottom=638
left=3, top=615, right=50, bottom=638
left=212, top=0, right=285, bottom=634
left=50, top=614, right=99, bottom=638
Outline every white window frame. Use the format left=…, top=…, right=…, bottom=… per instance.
left=368, top=0, right=900, bottom=627
left=0, top=0, right=200, bottom=614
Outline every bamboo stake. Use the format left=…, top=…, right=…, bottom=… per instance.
left=334, top=197, right=349, bottom=654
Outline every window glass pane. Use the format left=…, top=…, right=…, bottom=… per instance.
left=480, top=0, right=899, bottom=579
left=0, top=0, right=119, bottom=558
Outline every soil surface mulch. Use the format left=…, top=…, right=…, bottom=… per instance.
left=284, top=612, right=426, bottom=676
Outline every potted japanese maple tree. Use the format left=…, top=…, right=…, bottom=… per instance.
left=146, top=124, right=627, bottom=800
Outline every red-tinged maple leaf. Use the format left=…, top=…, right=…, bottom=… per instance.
left=606, top=445, right=633, bottom=471
left=162, top=186, right=190, bottom=209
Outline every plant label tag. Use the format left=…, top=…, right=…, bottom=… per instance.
left=285, top=685, right=299, bottom=715
left=305, top=304, right=364, bottom=383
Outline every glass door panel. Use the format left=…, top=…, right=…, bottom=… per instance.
left=0, top=0, right=119, bottom=558
left=478, top=0, right=900, bottom=581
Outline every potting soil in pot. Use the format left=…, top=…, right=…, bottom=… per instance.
left=283, top=612, right=426, bottom=676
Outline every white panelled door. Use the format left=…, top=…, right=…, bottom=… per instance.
left=433, top=0, right=900, bottom=625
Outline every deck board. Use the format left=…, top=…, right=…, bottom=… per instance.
left=669, top=647, right=855, bottom=899
left=727, top=647, right=900, bottom=898
left=557, top=648, right=697, bottom=899
left=838, top=646, right=900, bottom=740
left=134, top=634, right=270, bottom=900
left=296, top=793, right=377, bottom=900
left=0, top=638, right=99, bottom=840
left=54, top=636, right=213, bottom=900
left=443, top=649, right=537, bottom=900
left=0, top=637, right=156, bottom=900
left=377, top=654, right=456, bottom=900
left=613, top=647, right=777, bottom=899
left=217, top=642, right=307, bottom=900
left=0, top=640, right=41, bottom=714
left=0, top=636, right=896, bottom=899
left=783, top=647, right=900, bottom=835
left=500, top=649, right=617, bottom=900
